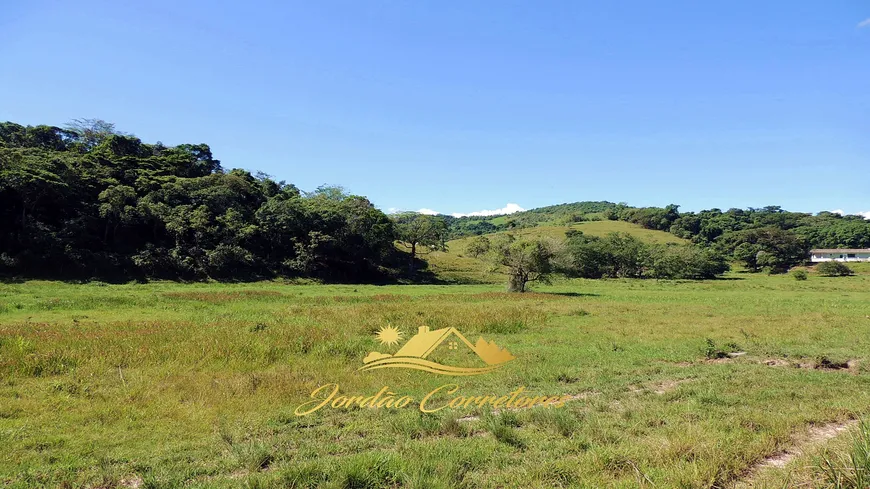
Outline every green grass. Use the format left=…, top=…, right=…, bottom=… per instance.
left=1, top=267, right=869, bottom=487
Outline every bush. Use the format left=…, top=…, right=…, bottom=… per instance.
left=465, top=235, right=491, bottom=258
left=792, top=269, right=808, bottom=281
left=648, top=245, right=730, bottom=279
left=816, top=261, right=853, bottom=277
left=703, top=339, right=740, bottom=359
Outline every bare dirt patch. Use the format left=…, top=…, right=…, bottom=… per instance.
left=732, top=419, right=859, bottom=488
left=699, top=354, right=859, bottom=373
left=120, top=475, right=143, bottom=488
left=763, top=358, right=789, bottom=367
left=763, top=357, right=858, bottom=373
left=815, top=358, right=851, bottom=370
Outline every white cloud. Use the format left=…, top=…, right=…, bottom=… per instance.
left=828, top=209, right=870, bottom=220
left=399, top=203, right=526, bottom=217
left=451, top=203, right=526, bottom=218
left=859, top=18, right=870, bottom=28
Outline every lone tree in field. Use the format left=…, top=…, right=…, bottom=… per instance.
left=465, top=235, right=491, bottom=258
left=488, top=235, right=560, bottom=292
left=392, top=212, right=448, bottom=274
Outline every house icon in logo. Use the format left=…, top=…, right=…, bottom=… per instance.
left=360, top=326, right=515, bottom=376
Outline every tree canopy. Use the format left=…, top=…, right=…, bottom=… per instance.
left=392, top=213, right=448, bottom=274
left=0, top=121, right=398, bottom=281
left=485, top=235, right=562, bottom=292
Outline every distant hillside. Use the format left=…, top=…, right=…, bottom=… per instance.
left=444, top=201, right=620, bottom=238
left=443, top=201, right=870, bottom=251
left=431, top=201, right=870, bottom=282
left=424, top=220, right=683, bottom=284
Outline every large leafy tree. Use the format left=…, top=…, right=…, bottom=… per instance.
left=488, top=235, right=561, bottom=292
left=392, top=213, right=448, bottom=274
left=721, top=227, right=808, bottom=273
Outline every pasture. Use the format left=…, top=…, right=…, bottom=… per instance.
left=1, top=266, right=870, bottom=488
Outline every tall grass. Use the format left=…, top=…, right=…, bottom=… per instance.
left=1, top=270, right=869, bottom=487
left=818, top=422, right=870, bottom=489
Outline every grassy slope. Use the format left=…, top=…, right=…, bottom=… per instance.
left=425, top=220, right=686, bottom=284
left=1, top=265, right=869, bottom=487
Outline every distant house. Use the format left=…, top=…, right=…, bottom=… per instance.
left=809, top=249, right=870, bottom=263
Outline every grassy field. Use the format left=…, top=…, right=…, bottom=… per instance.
left=1, top=264, right=869, bottom=488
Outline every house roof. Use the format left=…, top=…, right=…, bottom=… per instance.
left=393, top=327, right=476, bottom=359
left=810, top=249, right=870, bottom=254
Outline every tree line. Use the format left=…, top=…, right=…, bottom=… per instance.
left=3, top=119, right=865, bottom=283
left=609, top=204, right=868, bottom=273
left=465, top=231, right=731, bottom=292
left=0, top=120, right=403, bottom=281
left=450, top=202, right=869, bottom=275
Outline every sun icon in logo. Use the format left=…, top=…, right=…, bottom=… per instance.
left=375, top=325, right=403, bottom=347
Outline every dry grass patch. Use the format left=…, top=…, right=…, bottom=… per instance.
left=163, top=290, right=284, bottom=302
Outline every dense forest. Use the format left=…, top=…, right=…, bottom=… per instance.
left=2, top=119, right=867, bottom=281
left=0, top=120, right=399, bottom=281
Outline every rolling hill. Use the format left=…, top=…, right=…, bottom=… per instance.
left=423, top=219, right=686, bottom=284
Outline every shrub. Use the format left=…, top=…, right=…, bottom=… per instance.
left=703, top=339, right=739, bottom=359
left=792, top=269, right=808, bottom=281
left=465, top=235, right=491, bottom=258
left=816, top=261, right=853, bottom=277
left=647, top=245, right=730, bottom=279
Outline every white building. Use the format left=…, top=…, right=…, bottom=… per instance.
left=809, top=249, right=870, bottom=263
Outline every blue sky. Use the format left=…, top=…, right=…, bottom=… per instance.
left=2, top=1, right=868, bottom=217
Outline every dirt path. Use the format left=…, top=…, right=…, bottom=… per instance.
left=731, top=419, right=859, bottom=488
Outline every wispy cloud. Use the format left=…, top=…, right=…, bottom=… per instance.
left=416, top=208, right=440, bottom=216
left=859, top=18, right=870, bottom=28
left=450, top=203, right=525, bottom=218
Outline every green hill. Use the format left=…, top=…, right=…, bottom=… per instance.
left=425, top=220, right=686, bottom=284
left=445, top=201, right=620, bottom=238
